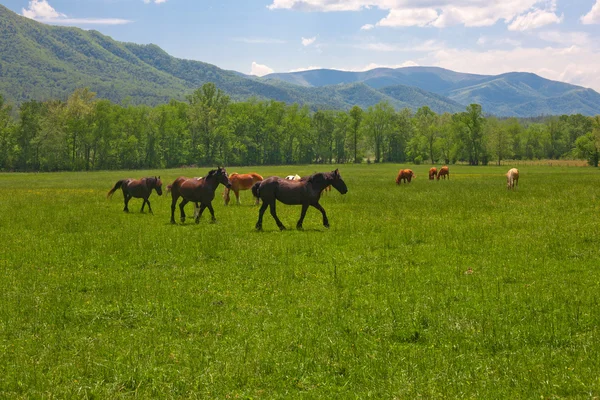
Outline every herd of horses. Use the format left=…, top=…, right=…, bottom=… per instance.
left=107, top=166, right=519, bottom=230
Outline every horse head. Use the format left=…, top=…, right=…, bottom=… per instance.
left=208, top=167, right=232, bottom=189
left=329, top=169, right=348, bottom=194
left=154, top=176, right=163, bottom=196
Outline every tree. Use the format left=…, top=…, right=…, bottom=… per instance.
left=349, top=105, right=363, bottom=163
left=485, top=116, right=513, bottom=166
left=362, top=101, right=395, bottom=163
left=575, top=116, right=600, bottom=167
left=65, top=88, right=97, bottom=170
left=187, top=83, right=230, bottom=165
left=414, top=106, right=438, bottom=164
left=454, top=104, right=486, bottom=165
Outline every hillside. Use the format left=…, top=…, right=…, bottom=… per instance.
left=265, top=67, right=600, bottom=116
left=2, top=5, right=598, bottom=116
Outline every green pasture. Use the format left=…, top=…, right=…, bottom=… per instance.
left=1, top=164, right=599, bottom=398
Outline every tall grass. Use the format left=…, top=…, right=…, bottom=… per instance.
left=1, top=164, right=599, bottom=398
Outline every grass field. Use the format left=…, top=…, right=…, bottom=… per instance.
left=1, top=164, right=599, bottom=398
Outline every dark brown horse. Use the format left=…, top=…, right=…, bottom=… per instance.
left=107, top=176, right=163, bottom=213
left=167, top=167, right=231, bottom=224
left=252, top=169, right=348, bottom=231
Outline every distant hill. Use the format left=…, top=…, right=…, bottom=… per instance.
left=1, top=4, right=599, bottom=116
left=264, top=67, right=600, bottom=117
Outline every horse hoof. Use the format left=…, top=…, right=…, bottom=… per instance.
left=195, top=219, right=200, bottom=224
left=296, top=225, right=303, bottom=230
left=255, top=225, right=262, bottom=231
left=279, top=226, right=287, bottom=231
left=171, top=220, right=176, bottom=224
left=324, top=224, right=330, bottom=229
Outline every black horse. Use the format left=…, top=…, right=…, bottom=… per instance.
left=252, top=169, right=348, bottom=230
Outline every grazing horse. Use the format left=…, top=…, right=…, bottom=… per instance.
left=253, top=169, right=348, bottom=231
left=285, top=174, right=302, bottom=181
left=223, top=172, right=264, bottom=205
left=107, top=176, right=163, bottom=213
left=429, top=167, right=438, bottom=180
left=506, top=168, right=519, bottom=190
left=396, top=169, right=415, bottom=184
left=437, top=166, right=449, bottom=180
left=167, top=167, right=231, bottom=224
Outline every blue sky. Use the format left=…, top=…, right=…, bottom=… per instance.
left=5, top=0, right=600, bottom=91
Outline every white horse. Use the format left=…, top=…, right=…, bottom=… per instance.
left=285, top=174, right=302, bottom=181
left=506, top=168, right=519, bottom=190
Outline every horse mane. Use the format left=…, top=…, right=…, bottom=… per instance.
left=307, top=172, right=327, bottom=185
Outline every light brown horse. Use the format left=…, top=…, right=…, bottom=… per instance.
left=396, top=169, right=415, bottom=184
left=167, top=167, right=231, bottom=224
left=107, top=176, right=163, bottom=213
left=252, top=169, right=348, bottom=230
left=223, top=172, right=263, bottom=205
left=506, top=168, right=519, bottom=190
left=437, top=166, right=449, bottom=180
left=429, top=167, right=438, bottom=180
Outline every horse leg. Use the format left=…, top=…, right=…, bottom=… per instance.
left=207, top=203, right=217, bottom=223
left=235, top=189, right=241, bottom=205
left=296, top=203, right=309, bottom=230
left=123, top=193, right=131, bottom=212
left=223, top=188, right=230, bottom=206
left=146, top=198, right=153, bottom=214
left=312, top=202, right=329, bottom=228
left=195, top=204, right=206, bottom=224
left=170, top=197, right=178, bottom=224
left=179, top=199, right=189, bottom=223
left=255, top=202, right=269, bottom=230
left=269, top=202, right=286, bottom=231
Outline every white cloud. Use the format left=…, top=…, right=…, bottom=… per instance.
left=581, top=0, right=600, bottom=24
left=22, top=0, right=132, bottom=25
left=538, top=31, right=589, bottom=46
left=288, top=66, right=323, bottom=72
left=477, top=36, right=521, bottom=47
left=22, top=0, right=64, bottom=19
left=361, top=24, right=375, bottom=30
left=269, top=0, right=563, bottom=30
left=508, top=9, right=562, bottom=31
left=302, top=36, right=317, bottom=46
left=144, top=0, right=168, bottom=3
left=251, top=62, right=275, bottom=76
left=377, top=8, right=438, bottom=27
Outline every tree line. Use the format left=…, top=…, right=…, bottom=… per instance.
left=1, top=82, right=599, bottom=172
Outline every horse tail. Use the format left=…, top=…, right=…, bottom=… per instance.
left=251, top=181, right=261, bottom=199
left=107, top=180, right=125, bottom=198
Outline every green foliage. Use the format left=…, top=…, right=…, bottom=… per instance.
left=1, top=165, right=599, bottom=397
left=0, top=90, right=596, bottom=171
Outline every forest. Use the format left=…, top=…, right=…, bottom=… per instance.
left=1, top=82, right=599, bottom=172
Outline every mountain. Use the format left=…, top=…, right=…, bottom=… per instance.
left=0, top=5, right=462, bottom=113
left=1, top=4, right=599, bottom=116
left=264, top=67, right=600, bottom=117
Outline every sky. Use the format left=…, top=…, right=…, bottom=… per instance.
left=5, top=0, right=600, bottom=91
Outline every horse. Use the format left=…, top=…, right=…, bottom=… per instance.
left=107, top=176, right=163, bottom=213
left=285, top=174, right=302, bottom=181
left=429, top=167, right=438, bottom=180
left=396, top=169, right=415, bottom=184
left=253, top=169, right=348, bottom=231
left=506, top=168, right=519, bottom=190
left=223, top=172, right=263, bottom=205
left=437, top=166, right=449, bottom=180
left=167, top=167, right=231, bottom=224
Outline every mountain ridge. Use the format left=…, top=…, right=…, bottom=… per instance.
left=1, top=4, right=599, bottom=116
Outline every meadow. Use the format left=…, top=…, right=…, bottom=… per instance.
left=1, top=164, right=599, bottom=398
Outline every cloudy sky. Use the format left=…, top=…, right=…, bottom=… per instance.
left=6, top=0, right=600, bottom=91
